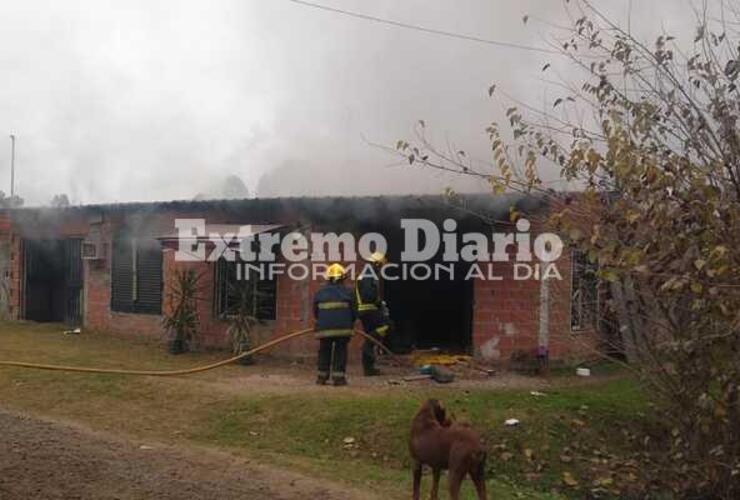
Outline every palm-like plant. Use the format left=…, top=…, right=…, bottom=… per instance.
left=225, top=280, right=262, bottom=365
left=163, top=268, right=201, bottom=354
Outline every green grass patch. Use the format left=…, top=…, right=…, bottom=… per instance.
left=193, top=378, right=645, bottom=498
left=0, top=320, right=653, bottom=498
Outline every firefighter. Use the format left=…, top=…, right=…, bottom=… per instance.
left=355, top=252, right=390, bottom=376
left=314, top=263, right=356, bottom=386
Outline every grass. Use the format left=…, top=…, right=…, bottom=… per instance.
left=0, top=320, right=652, bottom=499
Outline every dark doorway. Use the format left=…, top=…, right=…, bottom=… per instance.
left=23, top=239, right=83, bottom=325
left=384, top=261, right=473, bottom=353
left=358, top=221, right=474, bottom=354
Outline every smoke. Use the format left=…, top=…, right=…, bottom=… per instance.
left=0, top=0, right=694, bottom=205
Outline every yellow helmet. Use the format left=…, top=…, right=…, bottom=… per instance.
left=369, top=252, right=387, bottom=265
left=326, top=263, right=347, bottom=280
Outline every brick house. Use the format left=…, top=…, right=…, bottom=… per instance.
left=0, top=194, right=602, bottom=362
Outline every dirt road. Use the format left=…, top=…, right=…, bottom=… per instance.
left=0, top=409, right=376, bottom=500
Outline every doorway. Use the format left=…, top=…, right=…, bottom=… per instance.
left=23, top=239, right=83, bottom=325
left=359, top=221, right=474, bottom=355
left=384, top=261, right=473, bottom=354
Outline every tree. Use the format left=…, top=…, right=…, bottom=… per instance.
left=221, top=174, right=250, bottom=199
left=399, top=1, right=740, bottom=496
left=0, top=191, right=23, bottom=208
left=50, top=194, right=70, bottom=208
left=193, top=174, right=250, bottom=200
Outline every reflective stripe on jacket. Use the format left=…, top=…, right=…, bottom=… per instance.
left=314, top=282, right=356, bottom=338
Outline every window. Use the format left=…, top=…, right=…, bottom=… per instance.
left=571, top=249, right=598, bottom=331
left=111, top=236, right=162, bottom=315
left=214, top=258, right=276, bottom=320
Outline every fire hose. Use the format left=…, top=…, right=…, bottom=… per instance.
left=0, top=328, right=401, bottom=376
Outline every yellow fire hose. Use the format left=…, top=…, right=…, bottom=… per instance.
left=0, top=328, right=402, bottom=376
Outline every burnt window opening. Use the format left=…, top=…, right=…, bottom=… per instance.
left=214, top=258, right=276, bottom=321
left=111, top=236, right=162, bottom=315
left=571, top=249, right=599, bottom=331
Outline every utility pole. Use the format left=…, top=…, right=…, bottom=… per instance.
left=9, top=134, right=15, bottom=197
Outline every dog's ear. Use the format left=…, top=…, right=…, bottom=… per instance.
left=430, top=399, right=448, bottom=424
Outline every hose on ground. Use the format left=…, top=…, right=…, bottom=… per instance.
left=0, top=327, right=407, bottom=376
left=0, top=328, right=314, bottom=376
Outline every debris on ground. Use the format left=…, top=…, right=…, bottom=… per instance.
left=411, top=350, right=472, bottom=367
left=417, top=364, right=455, bottom=384
left=576, top=367, right=591, bottom=377
left=430, top=366, right=455, bottom=384
left=63, top=328, right=81, bottom=335
left=408, top=349, right=495, bottom=380
left=504, top=418, right=520, bottom=426
left=530, top=390, right=547, bottom=397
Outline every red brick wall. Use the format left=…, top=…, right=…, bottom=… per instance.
left=5, top=206, right=602, bottom=362
left=470, top=225, right=601, bottom=364
left=85, top=212, right=167, bottom=339
left=472, top=261, right=541, bottom=361
left=7, top=231, right=23, bottom=320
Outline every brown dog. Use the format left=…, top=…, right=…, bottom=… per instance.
left=409, top=399, right=487, bottom=499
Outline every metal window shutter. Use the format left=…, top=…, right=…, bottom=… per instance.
left=256, top=278, right=276, bottom=320
left=111, top=238, right=134, bottom=313
left=213, top=258, right=228, bottom=317
left=134, top=245, right=162, bottom=315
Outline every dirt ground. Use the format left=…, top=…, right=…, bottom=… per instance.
left=0, top=408, right=378, bottom=500
left=197, top=354, right=607, bottom=396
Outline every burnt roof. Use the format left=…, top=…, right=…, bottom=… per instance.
left=7, top=193, right=551, bottom=230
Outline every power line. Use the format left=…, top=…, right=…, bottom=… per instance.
left=285, top=0, right=562, bottom=56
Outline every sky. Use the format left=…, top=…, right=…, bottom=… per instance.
left=0, top=0, right=701, bottom=205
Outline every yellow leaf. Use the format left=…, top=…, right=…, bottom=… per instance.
left=599, top=269, right=619, bottom=282
left=562, top=471, right=579, bottom=487
left=712, top=245, right=728, bottom=258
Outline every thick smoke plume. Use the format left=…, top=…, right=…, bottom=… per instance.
left=0, top=1, right=693, bottom=205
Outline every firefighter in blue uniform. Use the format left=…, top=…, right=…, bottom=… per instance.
left=355, top=252, right=391, bottom=376
left=314, top=263, right=356, bottom=386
